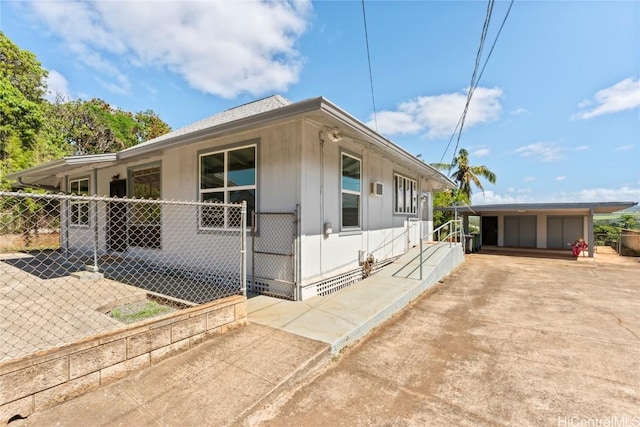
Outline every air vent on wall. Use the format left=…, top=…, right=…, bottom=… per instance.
left=370, top=182, right=383, bottom=196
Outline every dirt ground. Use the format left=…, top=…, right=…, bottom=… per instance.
left=246, top=251, right=639, bottom=426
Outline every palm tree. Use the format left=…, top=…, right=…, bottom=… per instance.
left=431, top=148, right=496, bottom=203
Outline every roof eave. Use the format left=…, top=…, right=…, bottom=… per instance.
left=317, top=98, right=456, bottom=190
left=436, top=201, right=638, bottom=214
left=5, top=153, right=117, bottom=187
left=119, top=98, right=325, bottom=161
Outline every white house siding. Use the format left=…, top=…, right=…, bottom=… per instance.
left=60, top=122, right=302, bottom=275
left=298, top=121, right=424, bottom=285
left=57, top=116, right=440, bottom=296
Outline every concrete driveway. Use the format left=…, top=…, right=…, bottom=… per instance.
left=247, top=252, right=639, bottom=426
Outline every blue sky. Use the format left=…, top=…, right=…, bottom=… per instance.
left=1, top=0, right=639, bottom=205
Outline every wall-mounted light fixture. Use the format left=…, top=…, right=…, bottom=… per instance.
left=322, top=127, right=342, bottom=143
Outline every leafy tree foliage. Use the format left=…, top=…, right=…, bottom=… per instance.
left=0, top=32, right=171, bottom=188
left=617, top=213, right=639, bottom=231
left=430, top=149, right=496, bottom=230
left=431, top=148, right=496, bottom=202
left=0, top=32, right=47, bottom=103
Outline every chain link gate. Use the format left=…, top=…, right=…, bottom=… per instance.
left=250, top=208, right=298, bottom=300
left=0, top=191, right=245, bottom=360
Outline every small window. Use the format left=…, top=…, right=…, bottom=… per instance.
left=199, top=144, right=256, bottom=229
left=69, top=178, right=89, bottom=226
left=394, top=174, right=417, bottom=215
left=341, top=153, right=361, bottom=229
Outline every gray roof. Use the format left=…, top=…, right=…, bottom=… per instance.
left=8, top=94, right=455, bottom=191
left=121, top=95, right=291, bottom=154
left=437, top=202, right=638, bottom=215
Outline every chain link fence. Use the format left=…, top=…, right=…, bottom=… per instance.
left=250, top=210, right=297, bottom=300
left=0, top=191, right=245, bottom=361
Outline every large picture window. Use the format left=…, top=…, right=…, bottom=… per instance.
left=69, top=178, right=89, bottom=226
left=199, top=144, right=256, bottom=229
left=130, top=166, right=161, bottom=248
left=341, top=153, right=361, bottom=229
left=394, top=174, right=417, bottom=215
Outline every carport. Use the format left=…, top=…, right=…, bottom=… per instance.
left=438, top=201, right=637, bottom=257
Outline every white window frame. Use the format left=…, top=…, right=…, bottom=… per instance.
left=199, top=144, right=257, bottom=230
left=69, top=178, right=90, bottom=227
left=341, top=152, right=362, bottom=230
left=394, top=174, right=417, bottom=215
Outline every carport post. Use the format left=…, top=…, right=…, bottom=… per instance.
left=588, top=207, right=594, bottom=257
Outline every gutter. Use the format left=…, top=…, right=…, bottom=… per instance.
left=118, top=96, right=455, bottom=191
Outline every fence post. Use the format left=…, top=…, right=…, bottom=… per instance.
left=419, top=220, right=423, bottom=280
left=241, top=201, right=247, bottom=297
left=89, top=198, right=99, bottom=273
left=295, top=204, right=301, bottom=301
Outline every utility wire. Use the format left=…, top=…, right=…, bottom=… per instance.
left=440, top=0, right=494, bottom=166
left=362, top=0, right=378, bottom=131
left=440, top=0, right=514, bottom=166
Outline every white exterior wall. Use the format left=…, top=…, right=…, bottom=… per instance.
left=60, top=123, right=301, bottom=272
left=299, top=121, right=426, bottom=285
left=58, top=118, right=439, bottom=291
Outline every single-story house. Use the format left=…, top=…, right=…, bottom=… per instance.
left=8, top=95, right=455, bottom=300
left=438, top=202, right=638, bottom=257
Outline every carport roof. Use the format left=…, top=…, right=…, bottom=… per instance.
left=437, top=201, right=638, bottom=215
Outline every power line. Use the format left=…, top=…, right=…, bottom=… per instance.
left=440, top=0, right=494, bottom=166
left=439, top=0, right=514, bottom=166
left=361, top=0, right=378, bottom=131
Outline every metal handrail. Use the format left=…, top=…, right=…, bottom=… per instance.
left=426, top=219, right=464, bottom=247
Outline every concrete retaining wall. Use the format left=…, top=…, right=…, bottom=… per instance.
left=0, top=295, right=247, bottom=423
left=621, top=229, right=640, bottom=251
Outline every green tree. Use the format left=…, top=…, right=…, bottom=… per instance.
left=135, top=110, right=172, bottom=142
left=618, top=213, right=639, bottom=231
left=1, top=32, right=171, bottom=187
left=432, top=189, right=468, bottom=229
left=46, top=98, right=171, bottom=155
left=0, top=32, right=48, bottom=188
left=431, top=148, right=496, bottom=203
left=0, top=31, right=48, bottom=103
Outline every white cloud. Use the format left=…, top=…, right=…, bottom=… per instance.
left=555, top=176, right=567, bottom=181
left=510, top=107, right=527, bottom=116
left=472, top=186, right=640, bottom=205
left=370, top=87, right=503, bottom=138
left=472, top=190, right=531, bottom=205
left=515, top=142, right=564, bottom=162
left=523, top=176, right=536, bottom=182
left=573, top=145, right=589, bottom=151
left=574, top=77, right=640, bottom=120
left=616, top=144, right=635, bottom=151
left=373, top=111, right=422, bottom=135
left=28, top=0, right=311, bottom=98
left=571, top=186, right=640, bottom=202
left=471, top=147, right=490, bottom=158
left=45, top=69, right=70, bottom=101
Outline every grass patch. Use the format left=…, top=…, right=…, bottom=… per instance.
left=110, top=300, right=175, bottom=324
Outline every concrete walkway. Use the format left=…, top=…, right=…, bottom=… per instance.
left=12, top=242, right=464, bottom=426
left=249, top=242, right=464, bottom=353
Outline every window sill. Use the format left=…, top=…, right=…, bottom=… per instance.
left=339, top=229, right=363, bottom=236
